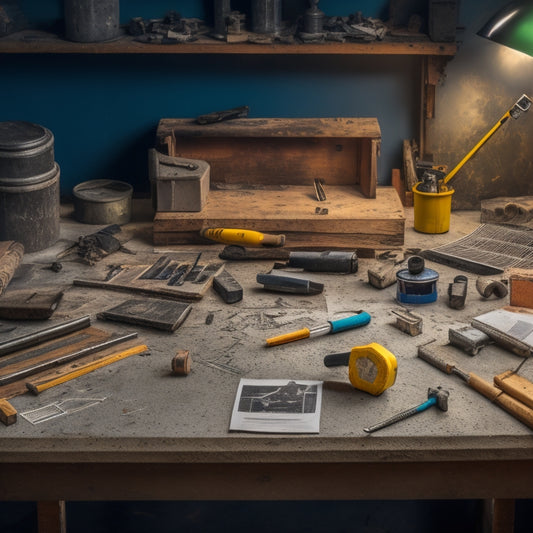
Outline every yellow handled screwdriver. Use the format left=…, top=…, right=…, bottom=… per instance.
left=200, top=227, right=285, bottom=247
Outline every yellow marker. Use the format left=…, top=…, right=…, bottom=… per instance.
left=25, top=344, right=150, bottom=395
left=324, top=342, right=398, bottom=396
left=200, top=227, right=285, bottom=247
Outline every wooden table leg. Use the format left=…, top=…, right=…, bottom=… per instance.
left=491, top=498, right=515, bottom=533
left=37, top=501, right=66, bottom=533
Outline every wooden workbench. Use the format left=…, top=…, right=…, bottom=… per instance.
left=1, top=206, right=532, bottom=533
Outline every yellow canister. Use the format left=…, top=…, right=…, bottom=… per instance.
left=412, top=182, right=454, bottom=234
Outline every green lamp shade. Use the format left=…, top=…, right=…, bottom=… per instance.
left=478, top=1, right=533, bottom=57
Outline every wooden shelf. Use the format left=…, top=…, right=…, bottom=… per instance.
left=0, top=30, right=457, bottom=56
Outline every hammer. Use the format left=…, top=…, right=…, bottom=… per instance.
left=363, top=387, right=449, bottom=433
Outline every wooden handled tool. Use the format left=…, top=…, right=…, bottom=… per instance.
left=418, top=343, right=533, bottom=430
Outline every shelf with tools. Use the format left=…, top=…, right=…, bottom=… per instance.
left=0, top=30, right=456, bottom=56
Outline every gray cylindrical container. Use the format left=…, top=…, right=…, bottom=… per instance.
left=0, top=121, right=54, bottom=179
left=64, top=0, right=120, bottom=43
left=73, top=179, right=133, bottom=225
left=0, top=163, right=60, bottom=253
left=251, top=0, right=282, bottom=34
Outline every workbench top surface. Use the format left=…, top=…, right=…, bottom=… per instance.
left=2, top=203, right=533, bottom=467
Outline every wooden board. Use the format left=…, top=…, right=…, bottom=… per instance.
left=73, top=255, right=225, bottom=301
left=481, top=196, right=533, bottom=227
left=153, top=186, right=405, bottom=249
left=0, top=326, right=140, bottom=401
left=97, top=298, right=192, bottom=331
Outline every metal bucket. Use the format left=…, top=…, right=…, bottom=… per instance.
left=73, top=179, right=133, bottom=225
left=0, top=163, right=60, bottom=252
left=64, top=0, right=120, bottom=43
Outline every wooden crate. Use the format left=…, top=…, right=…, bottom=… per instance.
left=153, top=117, right=405, bottom=249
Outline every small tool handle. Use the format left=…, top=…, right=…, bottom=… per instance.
left=329, top=312, right=371, bottom=333
left=323, top=352, right=351, bottom=367
left=265, top=328, right=310, bottom=347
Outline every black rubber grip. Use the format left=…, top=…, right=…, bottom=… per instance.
left=323, top=352, right=351, bottom=367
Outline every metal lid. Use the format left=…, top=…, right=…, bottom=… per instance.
left=0, top=121, right=53, bottom=151
left=396, top=267, right=439, bottom=283
left=73, top=179, right=133, bottom=204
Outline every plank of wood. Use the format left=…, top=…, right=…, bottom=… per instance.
left=153, top=186, right=405, bottom=248
left=494, top=370, right=533, bottom=410
left=97, top=299, right=192, bottom=331
left=26, top=344, right=150, bottom=395
left=0, top=241, right=24, bottom=296
left=73, top=257, right=225, bottom=301
left=481, top=196, right=533, bottom=227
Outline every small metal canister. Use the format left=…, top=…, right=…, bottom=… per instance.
left=73, top=179, right=133, bottom=225
left=396, top=256, right=439, bottom=304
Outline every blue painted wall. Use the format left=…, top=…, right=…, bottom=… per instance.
left=5, top=0, right=414, bottom=198
left=6, top=0, right=526, bottom=208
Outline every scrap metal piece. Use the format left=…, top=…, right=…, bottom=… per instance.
left=314, top=178, right=326, bottom=201
left=256, top=274, right=324, bottom=295
left=448, top=326, right=493, bottom=355
left=196, top=105, right=249, bottom=125
left=476, top=277, right=508, bottom=299
left=448, top=275, right=468, bottom=309
left=213, top=270, right=243, bottom=304
left=391, top=308, right=423, bottom=336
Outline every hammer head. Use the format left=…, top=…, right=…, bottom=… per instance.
left=428, top=387, right=449, bottom=411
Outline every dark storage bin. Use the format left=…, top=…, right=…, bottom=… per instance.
left=0, top=121, right=60, bottom=252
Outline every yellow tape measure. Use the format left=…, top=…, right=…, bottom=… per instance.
left=348, top=343, right=397, bottom=395
left=325, top=342, right=398, bottom=396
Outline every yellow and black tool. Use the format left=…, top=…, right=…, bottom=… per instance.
left=418, top=94, right=532, bottom=194
left=200, top=227, right=285, bottom=247
left=324, top=342, right=398, bottom=396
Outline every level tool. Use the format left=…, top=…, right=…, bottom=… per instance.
left=324, top=342, right=397, bottom=396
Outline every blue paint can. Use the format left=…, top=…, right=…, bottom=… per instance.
left=396, top=256, right=439, bottom=304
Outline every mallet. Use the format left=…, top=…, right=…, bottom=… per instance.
left=363, top=387, right=449, bottom=433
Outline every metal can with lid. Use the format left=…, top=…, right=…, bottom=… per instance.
left=73, top=179, right=133, bottom=225
left=396, top=256, right=439, bottom=304
left=0, top=121, right=55, bottom=179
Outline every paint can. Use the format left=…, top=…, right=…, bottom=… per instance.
left=64, top=0, right=120, bottom=43
left=396, top=256, right=439, bottom=304
left=0, top=121, right=60, bottom=252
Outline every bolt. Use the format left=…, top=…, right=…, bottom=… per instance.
left=363, top=387, right=449, bottom=434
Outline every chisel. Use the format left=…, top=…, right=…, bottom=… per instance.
left=265, top=311, right=371, bottom=347
left=200, top=228, right=285, bottom=247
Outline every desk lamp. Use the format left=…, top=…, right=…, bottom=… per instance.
left=477, top=0, right=533, bottom=57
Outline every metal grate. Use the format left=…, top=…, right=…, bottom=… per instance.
left=422, top=224, right=533, bottom=274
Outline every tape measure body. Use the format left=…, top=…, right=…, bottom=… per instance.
left=348, top=342, right=397, bottom=396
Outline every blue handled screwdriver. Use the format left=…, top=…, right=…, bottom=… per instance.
left=265, top=311, right=371, bottom=347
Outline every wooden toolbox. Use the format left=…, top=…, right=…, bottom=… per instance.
left=153, top=117, right=405, bottom=249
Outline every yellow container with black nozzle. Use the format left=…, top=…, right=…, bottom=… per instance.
left=324, top=342, right=398, bottom=396
left=414, top=94, right=532, bottom=234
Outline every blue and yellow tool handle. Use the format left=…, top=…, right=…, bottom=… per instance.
left=329, top=312, right=371, bottom=333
